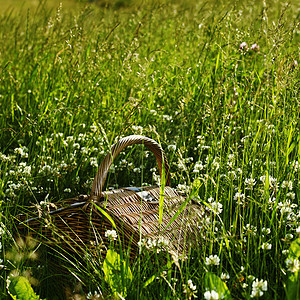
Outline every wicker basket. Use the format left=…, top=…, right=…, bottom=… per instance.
left=17, top=135, right=206, bottom=258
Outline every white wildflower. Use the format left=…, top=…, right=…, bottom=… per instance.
left=183, top=279, right=198, bottom=298
left=205, top=255, right=220, bottom=266
left=138, top=237, right=169, bottom=253
left=250, top=43, right=260, bottom=51
left=90, top=157, right=98, bottom=168
left=286, top=192, right=295, bottom=200
left=286, top=258, right=300, bottom=273
left=193, top=161, right=204, bottom=173
left=245, top=176, right=256, bottom=190
left=282, top=180, right=293, bottom=190
left=278, top=200, right=295, bottom=214
left=177, top=184, right=190, bottom=194
left=105, top=230, right=117, bottom=241
left=292, top=161, right=299, bottom=172
left=239, top=42, right=248, bottom=50
left=234, top=192, right=245, bottom=204
left=261, top=227, right=271, bottom=235
left=221, top=273, right=230, bottom=281
left=250, top=279, right=267, bottom=298
left=204, top=290, right=220, bottom=300
left=167, top=144, right=176, bottom=151
left=261, top=242, right=272, bottom=250
left=14, top=147, right=28, bottom=158
left=209, top=201, right=223, bottom=214
left=212, top=157, right=220, bottom=171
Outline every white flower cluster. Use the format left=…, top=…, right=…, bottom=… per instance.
left=205, top=255, right=220, bottom=266
left=261, top=242, right=272, bottom=250
left=193, top=160, right=205, bottom=173
left=104, top=230, right=117, bottom=241
left=138, top=237, right=169, bottom=253
left=261, top=227, right=271, bottom=235
left=177, top=184, right=190, bottom=194
left=227, top=154, right=235, bottom=169
left=207, top=198, right=223, bottom=214
left=183, top=279, right=198, bottom=298
left=204, top=290, right=223, bottom=300
left=5, top=181, right=22, bottom=198
left=245, top=176, right=256, bottom=190
left=177, top=156, right=193, bottom=171
left=285, top=257, right=300, bottom=273
left=167, top=144, right=176, bottom=151
left=233, top=192, right=245, bottom=205
left=221, top=273, right=230, bottom=281
left=90, top=157, right=98, bottom=168
left=245, top=224, right=257, bottom=235
left=260, top=175, right=279, bottom=191
left=250, top=279, right=267, bottom=298
left=86, top=291, right=102, bottom=299
left=292, top=161, right=299, bottom=172
left=14, top=146, right=28, bottom=158
left=281, top=180, right=293, bottom=190
left=278, top=200, right=297, bottom=215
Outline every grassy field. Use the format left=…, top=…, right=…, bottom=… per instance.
left=0, top=0, right=299, bottom=299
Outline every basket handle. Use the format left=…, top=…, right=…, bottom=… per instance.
left=90, top=135, right=171, bottom=198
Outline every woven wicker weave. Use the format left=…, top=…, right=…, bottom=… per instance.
left=17, top=135, right=205, bottom=257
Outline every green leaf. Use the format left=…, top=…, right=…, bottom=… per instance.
left=8, top=276, right=40, bottom=300
left=204, top=272, right=232, bottom=300
left=285, top=238, right=300, bottom=300
left=92, top=202, right=117, bottom=230
left=289, top=238, right=300, bottom=259
left=162, top=186, right=200, bottom=234
left=103, top=249, right=132, bottom=297
left=143, top=275, right=156, bottom=288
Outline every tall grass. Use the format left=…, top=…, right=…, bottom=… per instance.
left=0, top=0, right=299, bottom=298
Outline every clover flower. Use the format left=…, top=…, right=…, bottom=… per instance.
left=286, top=258, right=300, bottom=273
left=250, top=279, right=267, bottom=298
left=14, top=147, right=28, bottom=158
left=245, top=176, right=256, bottom=190
left=105, top=230, right=117, bottom=241
left=167, top=144, right=177, bottom=151
left=138, top=237, right=169, bottom=253
left=239, top=42, right=248, bottom=50
left=221, top=273, right=230, bottom=281
left=193, top=161, right=204, bottom=173
left=250, top=43, right=260, bottom=51
left=90, top=157, right=98, bottom=168
left=286, top=233, right=294, bottom=240
left=261, top=242, right=272, bottom=250
left=260, top=175, right=279, bottom=190
left=281, top=180, right=293, bottom=190
left=208, top=201, right=223, bottom=215
left=234, top=192, right=245, bottom=204
left=292, top=161, right=299, bottom=172
left=183, top=279, right=198, bottom=298
left=261, top=227, right=271, bottom=235
left=278, top=200, right=295, bottom=214
left=204, top=290, right=221, bottom=300
left=205, top=255, right=220, bottom=266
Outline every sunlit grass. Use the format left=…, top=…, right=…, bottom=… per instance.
left=0, top=0, right=299, bottom=298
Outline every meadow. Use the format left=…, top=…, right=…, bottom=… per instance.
left=0, top=0, right=299, bottom=299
